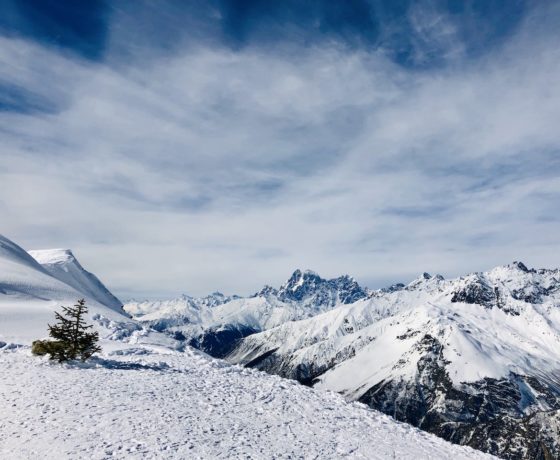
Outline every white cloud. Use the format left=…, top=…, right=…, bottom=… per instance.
left=1, top=5, right=560, bottom=297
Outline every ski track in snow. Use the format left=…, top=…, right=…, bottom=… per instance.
left=0, top=347, right=494, bottom=460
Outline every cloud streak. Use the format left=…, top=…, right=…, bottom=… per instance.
left=1, top=2, right=559, bottom=298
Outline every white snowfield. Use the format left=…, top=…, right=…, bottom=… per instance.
left=0, top=346, right=495, bottom=460
left=28, top=248, right=124, bottom=312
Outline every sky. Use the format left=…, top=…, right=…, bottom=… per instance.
left=1, top=0, right=559, bottom=299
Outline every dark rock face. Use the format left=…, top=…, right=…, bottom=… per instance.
left=511, top=285, right=547, bottom=304
left=451, top=276, right=523, bottom=315
left=240, top=340, right=363, bottom=387
left=451, top=277, right=495, bottom=308
left=276, top=270, right=368, bottom=307
left=187, top=325, right=259, bottom=358
left=242, top=349, right=333, bottom=386
left=380, top=283, right=405, bottom=294
left=252, top=270, right=369, bottom=307
left=511, top=261, right=531, bottom=273
left=356, top=335, right=560, bottom=460
left=253, top=285, right=278, bottom=298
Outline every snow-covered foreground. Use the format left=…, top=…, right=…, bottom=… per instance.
left=0, top=346, right=494, bottom=460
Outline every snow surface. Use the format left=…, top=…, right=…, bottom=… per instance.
left=0, top=345, right=494, bottom=460
left=0, top=235, right=81, bottom=301
left=28, top=248, right=124, bottom=312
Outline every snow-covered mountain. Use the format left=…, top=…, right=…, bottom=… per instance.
left=124, top=269, right=369, bottom=357
left=257, top=268, right=369, bottom=306
left=0, top=234, right=172, bottom=351
left=0, top=234, right=81, bottom=302
left=227, top=263, right=560, bottom=459
left=28, top=248, right=123, bottom=311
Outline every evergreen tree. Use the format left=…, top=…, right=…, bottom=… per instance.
left=32, top=299, right=101, bottom=362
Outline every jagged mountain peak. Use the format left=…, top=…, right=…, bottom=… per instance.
left=281, top=269, right=321, bottom=288
left=275, top=269, right=368, bottom=306
left=248, top=269, right=368, bottom=306
left=175, top=291, right=240, bottom=307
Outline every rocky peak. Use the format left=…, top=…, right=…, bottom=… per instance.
left=280, top=269, right=322, bottom=295
left=199, top=292, right=240, bottom=307
left=278, top=269, right=329, bottom=303
left=378, top=283, right=406, bottom=294
left=509, top=261, right=530, bottom=273
left=451, top=274, right=496, bottom=308
left=253, top=285, right=279, bottom=298
left=253, top=269, right=369, bottom=307
left=178, top=291, right=239, bottom=309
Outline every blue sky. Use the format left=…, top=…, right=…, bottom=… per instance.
left=1, top=0, right=559, bottom=298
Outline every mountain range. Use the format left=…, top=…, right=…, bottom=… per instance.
left=125, top=262, right=560, bottom=459
left=1, top=232, right=557, bottom=458
left=0, top=233, right=492, bottom=459
left=124, top=269, right=368, bottom=357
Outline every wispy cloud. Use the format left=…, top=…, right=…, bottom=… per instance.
left=1, top=2, right=559, bottom=297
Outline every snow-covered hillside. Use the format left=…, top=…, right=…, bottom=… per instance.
left=124, top=269, right=369, bottom=357
left=227, top=263, right=560, bottom=459
left=28, top=248, right=123, bottom=312
left=0, top=234, right=171, bottom=350
left=0, top=234, right=81, bottom=302
left=0, top=345, right=494, bottom=460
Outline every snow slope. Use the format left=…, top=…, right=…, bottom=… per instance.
left=0, top=345, right=494, bottom=460
left=28, top=248, right=123, bottom=312
left=0, top=234, right=80, bottom=301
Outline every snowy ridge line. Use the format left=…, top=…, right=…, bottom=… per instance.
left=28, top=248, right=124, bottom=313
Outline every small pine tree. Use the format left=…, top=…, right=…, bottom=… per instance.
left=32, top=299, right=101, bottom=362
